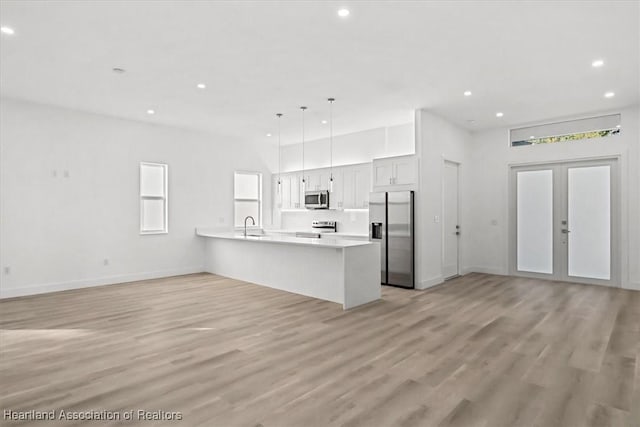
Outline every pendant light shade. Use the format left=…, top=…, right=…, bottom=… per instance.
left=300, top=106, right=307, bottom=192
left=276, top=113, right=283, bottom=196
left=328, top=98, right=335, bottom=193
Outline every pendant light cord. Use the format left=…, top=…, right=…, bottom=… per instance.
left=301, top=106, right=307, bottom=184
left=276, top=113, right=282, bottom=186
left=328, top=98, right=335, bottom=182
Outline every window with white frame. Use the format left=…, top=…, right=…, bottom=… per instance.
left=140, top=162, right=168, bottom=234
left=510, top=114, right=621, bottom=147
left=234, top=171, right=262, bottom=227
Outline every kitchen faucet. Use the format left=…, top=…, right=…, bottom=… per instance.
left=244, top=216, right=256, bottom=237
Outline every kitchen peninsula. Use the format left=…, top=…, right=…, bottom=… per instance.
left=196, top=228, right=380, bottom=309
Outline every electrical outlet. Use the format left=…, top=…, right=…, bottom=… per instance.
left=4, top=266, right=10, bottom=275
left=491, top=219, right=498, bottom=226
left=434, top=216, right=440, bottom=223
left=103, top=259, right=109, bottom=266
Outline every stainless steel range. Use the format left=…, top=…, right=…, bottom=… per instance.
left=295, top=221, right=337, bottom=239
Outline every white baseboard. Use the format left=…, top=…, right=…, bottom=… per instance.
left=0, top=266, right=205, bottom=299
left=417, top=276, right=444, bottom=290
left=460, top=266, right=507, bottom=276
left=623, top=281, right=640, bottom=291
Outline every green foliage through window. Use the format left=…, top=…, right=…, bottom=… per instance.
left=512, top=128, right=620, bottom=147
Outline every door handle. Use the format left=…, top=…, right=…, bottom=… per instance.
left=561, top=229, right=571, bottom=234
left=455, top=231, right=460, bottom=235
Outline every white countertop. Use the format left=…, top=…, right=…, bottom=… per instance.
left=196, top=228, right=374, bottom=249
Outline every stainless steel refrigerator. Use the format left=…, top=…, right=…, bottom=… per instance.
left=369, top=191, right=414, bottom=289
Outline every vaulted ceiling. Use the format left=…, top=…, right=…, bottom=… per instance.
left=1, top=1, right=638, bottom=145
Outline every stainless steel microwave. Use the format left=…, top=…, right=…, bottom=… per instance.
left=305, top=190, right=329, bottom=209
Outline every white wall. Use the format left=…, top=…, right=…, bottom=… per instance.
left=414, top=109, right=471, bottom=289
left=0, top=98, right=272, bottom=297
left=279, top=123, right=414, bottom=172
left=465, top=107, right=640, bottom=290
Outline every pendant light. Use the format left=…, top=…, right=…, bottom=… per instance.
left=300, top=106, right=307, bottom=192
left=328, top=98, right=335, bottom=192
left=276, top=113, right=283, bottom=195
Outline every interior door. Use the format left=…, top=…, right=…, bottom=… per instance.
left=443, top=161, right=460, bottom=279
left=511, top=159, right=618, bottom=286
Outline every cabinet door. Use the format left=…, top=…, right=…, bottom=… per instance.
left=373, top=161, right=394, bottom=186
left=304, top=172, right=316, bottom=191
left=329, top=169, right=343, bottom=209
left=281, top=174, right=292, bottom=209
left=393, top=158, right=416, bottom=185
left=291, top=174, right=302, bottom=209
left=316, top=171, right=329, bottom=191
left=343, top=169, right=356, bottom=209
left=354, top=166, right=371, bottom=208
left=273, top=175, right=282, bottom=209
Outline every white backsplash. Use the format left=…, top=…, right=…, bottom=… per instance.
left=280, top=210, right=369, bottom=234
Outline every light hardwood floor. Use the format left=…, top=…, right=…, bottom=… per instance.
left=1, top=273, right=639, bottom=427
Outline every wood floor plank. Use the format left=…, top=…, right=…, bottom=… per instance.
left=1, top=272, right=638, bottom=426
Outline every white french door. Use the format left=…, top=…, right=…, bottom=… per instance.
left=443, top=161, right=460, bottom=279
left=510, top=159, right=619, bottom=287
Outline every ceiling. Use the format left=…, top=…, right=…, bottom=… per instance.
left=1, top=0, right=638, bottom=145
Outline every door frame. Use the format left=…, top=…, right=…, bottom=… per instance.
left=508, top=156, right=620, bottom=287
left=442, top=159, right=461, bottom=279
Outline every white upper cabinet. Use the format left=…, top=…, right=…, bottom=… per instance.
left=304, top=169, right=330, bottom=191
left=372, top=155, right=418, bottom=190
left=392, top=156, right=416, bottom=185
left=328, top=169, right=343, bottom=209
left=343, top=164, right=371, bottom=209
left=290, top=173, right=302, bottom=208
left=373, top=161, right=394, bottom=187
left=274, top=163, right=371, bottom=211
left=278, top=172, right=303, bottom=210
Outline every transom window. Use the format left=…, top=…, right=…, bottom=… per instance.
left=511, top=114, right=621, bottom=147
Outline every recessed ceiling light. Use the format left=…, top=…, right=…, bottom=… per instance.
left=592, top=59, right=604, bottom=68
left=112, top=67, right=126, bottom=74
left=146, top=109, right=155, bottom=115
left=196, top=83, right=206, bottom=89
left=0, top=26, right=15, bottom=35
left=604, top=92, right=615, bottom=98
left=616, top=124, right=621, bottom=128
left=337, top=8, right=350, bottom=17
left=496, top=112, right=504, bottom=118
left=266, top=133, right=272, bottom=137
left=529, top=136, right=535, bottom=139
left=321, top=120, right=328, bottom=124
left=463, top=90, right=472, bottom=96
